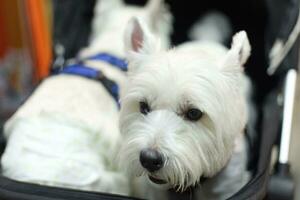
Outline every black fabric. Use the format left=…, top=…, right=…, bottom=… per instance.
left=228, top=86, right=283, bottom=200
left=0, top=127, right=5, bottom=156
left=266, top=0, right=299, bottom=42
left=52, top=0, right=96, bottom=60
left=265, top=0, right=300, bottom=75
left=0, top=176, right=142, bottom=200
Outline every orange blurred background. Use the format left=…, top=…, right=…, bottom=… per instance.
left=0, top=0, right=52, bottom=120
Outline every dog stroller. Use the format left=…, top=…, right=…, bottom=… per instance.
left=0, top=0, right=299, bottom=199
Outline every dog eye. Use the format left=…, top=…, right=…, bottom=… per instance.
left=139, top=101, right=151, bottom=115
left=185, top=108, right=203, bottom=121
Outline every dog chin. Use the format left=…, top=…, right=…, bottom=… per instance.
left=147, top=175, right=171, bottom=190
left=146, top=175, right=195, bottom=192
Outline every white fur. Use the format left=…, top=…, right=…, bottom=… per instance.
left=1, top=0, right=172, bottom=195
left=189, top=11, right=233, bottom=43
left=118, top=17, right=251, bottom=199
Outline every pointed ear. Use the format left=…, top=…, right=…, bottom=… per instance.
left=124, top=17, right=158, bottom=54
left=222, top=31, right=251, bottom=70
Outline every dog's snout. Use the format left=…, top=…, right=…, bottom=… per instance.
left=139, top=148, right=164, bottom=172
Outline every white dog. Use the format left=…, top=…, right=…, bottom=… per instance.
left=118, top=15, right=251, bottom=200
left=1, top=0, right=172, bottom=196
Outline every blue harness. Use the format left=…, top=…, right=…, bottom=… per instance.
left=51, top=53, right=128, bottom=107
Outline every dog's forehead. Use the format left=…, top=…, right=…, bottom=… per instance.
left=141, top=51, right=221, bottom=76
left=171, top=50, right=222, bottom=68
left=132, top=52, right=224, bottom=106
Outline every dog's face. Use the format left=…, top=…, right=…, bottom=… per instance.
left=118, top=18, right=250, bottom=191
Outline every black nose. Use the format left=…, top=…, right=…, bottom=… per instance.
left=139, top=148, right=164, bottom=172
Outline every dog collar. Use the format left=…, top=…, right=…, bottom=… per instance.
left=51, top=53, right=128, bottom=107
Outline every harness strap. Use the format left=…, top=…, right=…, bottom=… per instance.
left=51, top=53, right=128, bottom=107
left=85, top=53, right=128, bottom=71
